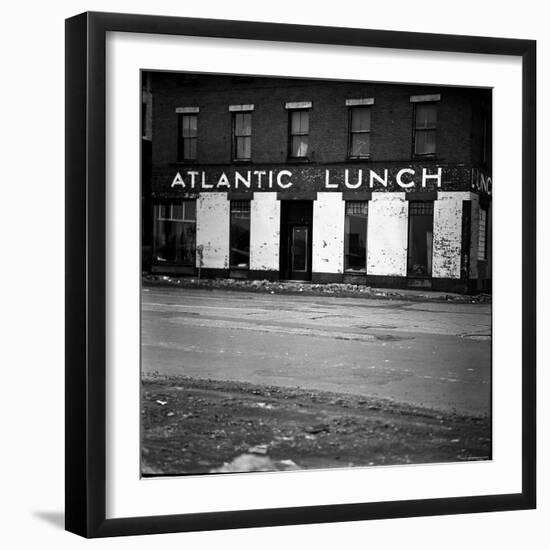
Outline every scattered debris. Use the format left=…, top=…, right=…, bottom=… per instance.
left=248, top=444, right=269, bottom=455
left=211, top=454, right=301, bottom=473
left=142, top=274, right=491, bottom=303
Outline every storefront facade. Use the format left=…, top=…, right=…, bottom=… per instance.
left=144, top=73, right=492, bottom=293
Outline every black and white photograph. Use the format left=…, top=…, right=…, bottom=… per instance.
left=140, top=71, right=493, bottom=477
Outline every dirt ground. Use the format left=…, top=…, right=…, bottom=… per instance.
left=141, top=375, right=491, bottom=476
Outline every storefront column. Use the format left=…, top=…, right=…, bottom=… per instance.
left=250, top=193, right=280, bottom=272
left=196, top=193, right=229, bottom=269
left=312, top=192, right=345, bottom=276
left=469, top=194, right=480, bottom=279
left=432, top=192, right=472, bottom=279
left=367, top=193, right=408, bottom=276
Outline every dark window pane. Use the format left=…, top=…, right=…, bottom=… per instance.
left=153, top=201, right=197, bottom=266
left=351, top=107, right=371, bottom=132
left=243, top=137, right=251, bottom=159
left=291, top=110, right=309, bottom=134
left=235, top=113, right=252, bottom=136
left=183, top=138, right=197, bottom=160
left=172, top=203, right=184, bottom=220
left=415, top=129, right=436, bottom=155
left=157, top=204, right=168, bottom=219
left=351, top=133, right=371, bottom=157
left=299, top=111, right=309, bottom=133
left=185, top=200, right=196, bottom=221
left=234, top=114, right=252, bottom=159
left=292, top=227, right=308, bottom=271
left=344, top=201, right=368, bottom=272
left=291, top=136, right=308, bottom=157
left=415, top=104, right=437, bottom=129
left=346, top=201, right=368, bottom=215
left=236, top=136, right=251, bottom=160
left=182, top=114, right=198, bottom=137
left=407, top=201, right=434, bottom=276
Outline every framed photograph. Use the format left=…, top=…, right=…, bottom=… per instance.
left=65, top=11, right=536, bottom=538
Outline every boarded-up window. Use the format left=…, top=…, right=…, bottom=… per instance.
left=289, top=110, right=309, bottom=158
left=478, top=207, right=488, bottom=260
left=153, top=200, right=196, bottom=265
left=414, top=103, right=437, bottom=156
left=349, top=107, right=371, bottom=158
left=344, top=201, right=368, bottom=272
left=233, top=112, right=252, bottom=160
left=230, top=201, right=251, bottom=268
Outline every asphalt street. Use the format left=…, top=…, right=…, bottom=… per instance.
left=141, top=287, right=491, bottom=416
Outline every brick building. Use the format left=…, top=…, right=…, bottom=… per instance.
left=142, top=72, right=492, bottom=293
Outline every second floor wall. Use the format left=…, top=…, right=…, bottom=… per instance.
left=149, top=73, right=492, bottom=170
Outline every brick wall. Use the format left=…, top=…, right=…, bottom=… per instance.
left=151, top=73, right=489, bottom=169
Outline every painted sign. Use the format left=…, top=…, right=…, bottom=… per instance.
left=170, top=167, right=443, bottom=191
left=152, top=164, right=488, bottom=195
left=470, top=168, right=492, bottom=196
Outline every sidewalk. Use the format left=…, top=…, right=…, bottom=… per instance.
left=142, top=273, right=491, bottom=304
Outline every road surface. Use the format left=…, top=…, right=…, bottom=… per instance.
left=141, top=287, right=491, bottom=416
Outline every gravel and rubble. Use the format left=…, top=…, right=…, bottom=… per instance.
left=142, top=274, right=491, bottom=304
left=141, top=375, right=491, bottom=476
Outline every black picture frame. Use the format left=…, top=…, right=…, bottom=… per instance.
left=65, top=11, right=536, bottom=538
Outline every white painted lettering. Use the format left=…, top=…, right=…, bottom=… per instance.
left=187, top=171, right=199, bottom=189
left=369, top=169, right=388, bottom=188
left=422, top=167, right=442, bottom=188
left=253, top=170, right=266, bottom=188
left=171, top=172, right=185, bottom=188
left=235, top=171, right=251, bottom=188
left=277, top=170, right=293, bottom=189
left=325, top=169, right=338, bottom=189
left=396, top=168, right=415, bottom=188
left=212, top=173, right=227, bottom=189
left=344, top=169, right=363, bottom=189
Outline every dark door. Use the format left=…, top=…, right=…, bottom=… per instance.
left=407, top=201, right=434, bottom=286
left=280, top=200, right=313, bottom=281
left=288, top=225, right=310, bottom=280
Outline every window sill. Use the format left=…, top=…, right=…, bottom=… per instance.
left=346, top=156, right=371, bottom=162
left=412, top=154, right=437, bottom=160
left=286, top=157, right=310, bottom=164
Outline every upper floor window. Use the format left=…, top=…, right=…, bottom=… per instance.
left=289, top=110, right=309, bottom=158
left=286, top=102, right=311, bottom=159
left=233, top=112, right=252, bottom=161
left=411, top=94, right=440, bottom=157
left=177, top=108, right=198, bottom=161
left=413, top=103, right=437, bottom=156
left=348, top=106, right=371, bottom=158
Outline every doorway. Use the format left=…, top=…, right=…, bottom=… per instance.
left=280, top=200, right=313, bottom=281
left=407, top=201, right=434, bottom=286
